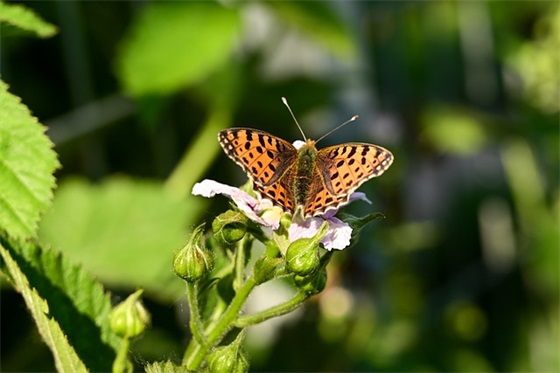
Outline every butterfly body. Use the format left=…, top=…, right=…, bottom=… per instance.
left=219, top=128, right=393, bottom=217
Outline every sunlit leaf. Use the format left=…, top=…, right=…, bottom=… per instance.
left=0, top=2, right=57, bottom=38
left=0, top=81, right=60, bottom=238
left=39, top=176, right=205, bottom=302
left=117, top=2, right=240, bottom=96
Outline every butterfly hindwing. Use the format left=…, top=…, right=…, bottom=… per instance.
left=252, top=168, right=296, bottom=213
left=304, top=143, right=393, bottom=216
left=218, top=128, right=297, bottom=187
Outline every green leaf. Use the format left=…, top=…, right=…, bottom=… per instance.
left=267, top=1, right=356, bottom=58
left=339, top=211, right=386, bottom=250
left=0, top=80, right=60, bottom=239
left=39, top=176, right=205, bottom=302
left=0, top=233, right=121, bottom=372
left=117, top=1, right=240, bottom=96
left=0, top=2, right=57, bottom=38
left=145, top=361, right=190, bottom=373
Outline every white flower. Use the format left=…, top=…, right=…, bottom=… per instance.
left=192, top=179, right=372, bottom=250
left=192, top=180, right=282, bottom=229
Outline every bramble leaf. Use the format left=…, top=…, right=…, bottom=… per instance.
left=117, top=2, right=240, bottom=96
left=0, top=233, right=120, bottom=372
left=39, top=176, right=205, bottom=302
left=0, top=81, right=60, bottom=239
left=0, top=2, right=57, bottom=38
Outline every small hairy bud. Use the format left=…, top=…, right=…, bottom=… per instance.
left=207, top=334, right=248, bottom=373
left=285, top=221, right=328, bottom=276
left=294, top=267, right=327, bottom=296
left=212, top=210, right=249, bottom=245
left=173, top=224, right=214, bottom=282
left=110, top=289, right=150, bottom=338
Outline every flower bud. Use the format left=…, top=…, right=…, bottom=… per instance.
left=285, top=221, right=328, bottom=276
left=174, top=224, right=214, bottom=282
left=212, top=210, right=248, bottom=245
left=110, top=289, right=150, bottom=338
left=294, top=267, right=327, bottom=296
left=253, top=256, right=283, bottom=284
left=207, top=334, right=248, bottom=373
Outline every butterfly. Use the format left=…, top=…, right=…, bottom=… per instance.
left=218, top=101, right=393, bottom=218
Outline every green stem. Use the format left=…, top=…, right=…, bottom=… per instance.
left=186, top=282, right=206, bottom=346
left=234, top=290, right=308, bottom=328
left=112, top=337, right=131, bottom=373
left=233, top=238, right=246, bottom=291
left=183, top=276, right=258, bottom=370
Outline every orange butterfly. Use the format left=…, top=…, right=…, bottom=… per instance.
left=219, top=99, right=393, bottom=218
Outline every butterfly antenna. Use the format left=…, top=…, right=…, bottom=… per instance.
left=282, top=97, right=307, bottom=141
left=314, top=114, right=359, bottom=145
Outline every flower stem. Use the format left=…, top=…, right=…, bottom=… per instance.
left=112, top=337, right=131, bottom=373
left=186, top=282, right=206, bottom=346
left=183, top=275, right=258, bottom=371
left=234, top=290, right=308, bottom=328
left=233, top=238, right=246, bottom=291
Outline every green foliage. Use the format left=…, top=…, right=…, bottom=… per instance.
left=421, top=107, right=488, bottom=155
left=1, top=0, right=559, bottom=372
left=0, top=1, right=57, bottom=38
left=0, top=81, right=60, bottom=238
left=145, top=361, right=190, bottom=373
left=268, top=1, right=356, bottom=58
left=39, top=177, right=202, bottom=302
left=0, top=234, right=120, bottom=372
left=116, top=2, right=241, bottom=96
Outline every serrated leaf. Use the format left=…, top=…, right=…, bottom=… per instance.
left=145, top=361, right=191, bottom=373
left=0, top=81, right=60, bottom=239
left=0, top=233, right=121, bottom=372
left=39, top=176, right=205, bottom=302
left=117, top=2, right=240, bottom=96
left=0, top=2, right=57, bottom=38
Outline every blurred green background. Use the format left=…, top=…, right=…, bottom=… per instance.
left=1, top=1, right=558, bottom=372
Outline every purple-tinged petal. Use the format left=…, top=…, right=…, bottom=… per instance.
left=321, top=216, right=352, bottom=250
left=349, top=192, right=372, bottom=205
left=192, top=179, right=281, bottom=229
left=288, top=216, right=352, bottom=251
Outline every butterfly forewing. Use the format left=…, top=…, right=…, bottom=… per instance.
left=218, top=128, right=297, bottom=187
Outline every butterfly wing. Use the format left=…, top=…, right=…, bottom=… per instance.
left=304, top=143, right=393, bottom=216
left=218, top=128, right=298, bottom=212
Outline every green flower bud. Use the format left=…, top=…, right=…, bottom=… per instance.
left=294, top=267, right=327, bottom=296
left=212, top=210, right=249, bottom=245
left=253, top=256, right=283, bottom=284
left=110, top=289, right=150, bottom=338
left=280, top=213, right=293, bottom=231
left=207, top=333, right=248, bottom=373
left=174, top=224, right=214, bottom=282
left=285, top=222, right=329, bottom=276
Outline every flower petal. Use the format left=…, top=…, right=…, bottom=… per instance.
left=288, top=216, right=352, bottom=251
left=192, top=179, right=281, bottom=229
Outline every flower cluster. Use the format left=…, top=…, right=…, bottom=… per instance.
left=192, top=180, right=371, bottom=251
